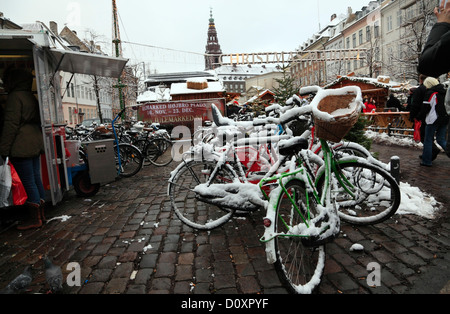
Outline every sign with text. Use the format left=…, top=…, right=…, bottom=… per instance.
left=137, top=99, right=225, bottom=128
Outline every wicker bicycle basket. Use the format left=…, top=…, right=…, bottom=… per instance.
left=314, top=94, right=360, bottom=142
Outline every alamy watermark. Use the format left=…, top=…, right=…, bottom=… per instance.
left=66, top=262, right=81, bottom=287
left=367, top=262, right=381, bottom=287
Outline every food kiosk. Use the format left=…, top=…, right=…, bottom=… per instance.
left=0, top=28, right=128, bottom=206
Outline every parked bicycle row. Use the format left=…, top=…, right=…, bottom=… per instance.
left=64, top=108, right=174, bottom=197
left=168, top=85, right=401, bottom=294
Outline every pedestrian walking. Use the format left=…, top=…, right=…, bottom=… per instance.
left=418, top=77, right=449, bottom=167
left=0, top=67, right=46, bottom=230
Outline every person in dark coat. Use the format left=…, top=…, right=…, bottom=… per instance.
left=418, top=77, right=449, bottom=166
left=418, top=0, right=450, bottom=158
left=418, top=1, right=450, bottom=77
left=407, top=75, right=441, bottom=159
left=0, top=68, right=46, bottom=230
left=386, top=94, right=406, bottom=112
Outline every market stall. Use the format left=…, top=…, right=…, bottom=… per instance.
left=0, top=28, right=128, bottom=206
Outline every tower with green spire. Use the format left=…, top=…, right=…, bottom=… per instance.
left=205, top=8, right=222, bottom=70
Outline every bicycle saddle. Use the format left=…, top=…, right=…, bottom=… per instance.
left=278, top=137, right=309, bottom=156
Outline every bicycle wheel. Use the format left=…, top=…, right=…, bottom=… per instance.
left=273, top=179, right=326, bottom=294
left=147, top=138, right=174, bottom=167
left=317, top=160, right=401, bottom=225
left=115, top=143, right=143, bottom=178
left=169, top=159, right=237, bottom=230
left=134, top=139, right=152, bottom=166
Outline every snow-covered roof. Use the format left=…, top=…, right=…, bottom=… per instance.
left=137, top=88, right=171, bottom=103
left=245, top=89, right=274, bottom=104
left=170, top=81, right=225, bottom=95
left=325, top=75, right=410, bottom=92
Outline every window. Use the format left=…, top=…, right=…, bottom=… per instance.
left=66, top=82, right=71, bottom=98
left=71, top=83, right=75, bottom=98
left=397, top=10, right=402, bottom=27
left=352, top=34, right=356, bottom=48
left=346, top=37, right=350, bottom=49
left=366, top=26, right=371, bottom=41
left=374, top=21, right=380, bottom=38
left=68, top=107, right=72, bottom=124
left=387, top=15, right=393, bottom=32
left=359, top=30, right=363, bottom=45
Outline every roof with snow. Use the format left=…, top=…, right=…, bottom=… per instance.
left=137, top=88, right=171, bottom=103
left=170, top=81, right=225, bottom=95
left=144, top=71, right=217, bottom=86
left=325, top=75, right=410, bottom=92
left=245, top=89, right=275, bottom=105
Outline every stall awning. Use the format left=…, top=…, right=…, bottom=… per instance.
left=49, top=48, right=128, bottom=78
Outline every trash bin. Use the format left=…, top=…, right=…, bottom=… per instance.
left=83, top=139, right=117, bottom=184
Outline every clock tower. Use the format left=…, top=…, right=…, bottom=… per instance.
left=205, top=8, right=222, bottom=70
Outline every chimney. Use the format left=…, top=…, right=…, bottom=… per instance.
left=49, top=21, right=58, bottom=35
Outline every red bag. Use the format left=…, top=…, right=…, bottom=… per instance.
left=9, top=162, right=28, bottom=206
left=413, top=120, right=421, bottom=143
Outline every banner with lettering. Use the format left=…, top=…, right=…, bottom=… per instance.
left=137, top=99, right=225, bottom=128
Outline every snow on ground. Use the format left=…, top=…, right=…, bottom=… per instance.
left=398, top=182, right=440, bottom=219
left=366, top=131, right=442, bottom=219
left=365, top=130, right=423, bottom=148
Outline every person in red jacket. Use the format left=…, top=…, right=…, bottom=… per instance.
left=363, top=98, right=376, bottom=113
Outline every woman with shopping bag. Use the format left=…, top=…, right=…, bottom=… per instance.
left=0, top=68, right=46, bottom=230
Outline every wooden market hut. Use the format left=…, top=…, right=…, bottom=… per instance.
left=325, top=75, right=413, bottom=136
left=324, top=75, right=405, bottom=112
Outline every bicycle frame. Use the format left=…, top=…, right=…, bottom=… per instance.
left=111, top=108, right=125, bottom=175
left=260, top=139, right=358, bottom=263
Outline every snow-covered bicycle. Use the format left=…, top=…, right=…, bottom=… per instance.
left=167, top=86, right=401, bottom=293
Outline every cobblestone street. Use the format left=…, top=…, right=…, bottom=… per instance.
left=0, top=142, right=449, bottom=295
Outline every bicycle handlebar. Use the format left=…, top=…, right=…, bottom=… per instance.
left=299, top=85, right=322, bottom=96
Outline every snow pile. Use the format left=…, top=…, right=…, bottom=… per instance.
left=365, top=130, right=422, bottom=148
left=398, top=182, right=440, bottom=219
left=364, top=130, right=442, bottom=218
left=350, top=243, right=364, bottom=251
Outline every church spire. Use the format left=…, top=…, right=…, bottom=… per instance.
left=205, top=8, right=222, bottom=70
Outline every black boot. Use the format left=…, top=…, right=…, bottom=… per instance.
left=17, top=203, right=42, bottom=231
left=39, top=199, right=46, bottom=223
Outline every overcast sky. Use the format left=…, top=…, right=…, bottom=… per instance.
left=3, top=0, right=374, bottom=73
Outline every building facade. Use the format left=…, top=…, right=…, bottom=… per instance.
left=291, top=0, right=441, bottom=87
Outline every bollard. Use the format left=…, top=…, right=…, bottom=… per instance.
left=390, top=156, right=400, bottom=184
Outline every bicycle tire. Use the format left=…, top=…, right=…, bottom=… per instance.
left=273, top=179, right=326, bottom=294
left=115, top=143, right=143, bottom=178
left=134, top=139, right=153, bottom=167
left=316, top=160, right=401, bottom=225
left=147, top=138, right=174, bottom=167
left=168, top=159, right=237, bottom=230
